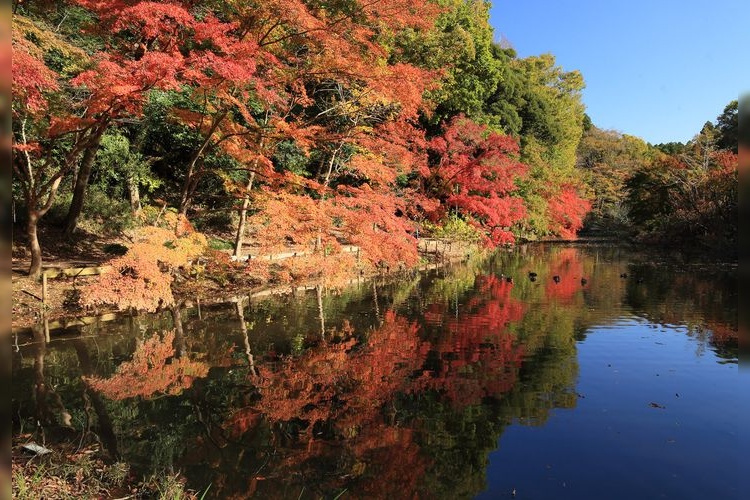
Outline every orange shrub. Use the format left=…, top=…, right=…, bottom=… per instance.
left=82, top=216, right=207, bottom=312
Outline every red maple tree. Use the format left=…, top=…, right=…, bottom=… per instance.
left=426, top=116, right=529, bottom=245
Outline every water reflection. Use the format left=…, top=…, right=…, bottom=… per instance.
left=11, top=245, right=738, bottom=498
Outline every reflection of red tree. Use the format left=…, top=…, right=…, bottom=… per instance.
left=703, top=321, right=738, bottom=346
left=256, top=312, right=425, bottom=432
left=252, top=276, right=528, bottom=429
left=345, top=427, right=427, bottom=498
left=225, top=278, right=530, bottom=497
left=545, top=248, right=584, bottom=304
left=86, top=331, right=209, bottom=400
left=415, top=275, right=526, bottom=407
left=244, top=311, right=430, bottom=497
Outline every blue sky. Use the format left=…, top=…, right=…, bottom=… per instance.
left=489, top=0, right=749, bottom=144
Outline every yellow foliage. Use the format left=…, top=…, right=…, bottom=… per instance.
left=13, top=15, right=89, bottom=74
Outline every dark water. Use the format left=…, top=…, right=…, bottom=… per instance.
left=11, top=244, right=741, bottom=499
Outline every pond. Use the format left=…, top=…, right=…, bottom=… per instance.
left=11, top=244, right=740, bottom=499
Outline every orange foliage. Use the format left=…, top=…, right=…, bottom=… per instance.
left=253, top=285, right=527, bottom=431
left=254, top=311, right=424, bottom=433
left=223, top=276, right=534, bottom=496
left=248, top=182, right=421, bottom=281
left=704, top=322, right=738, bottom=346
left=241, top=311, right=431, bottom=495
left=85, top=331, right=209, bottom=400
left=280, top=251, right=359, bottom=288
left=82, top=215, right=207, bottom=311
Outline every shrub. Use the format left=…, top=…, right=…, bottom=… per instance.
left=430, top=214, right=483, bottom=243
left=81, top=214, right=207, bottom=312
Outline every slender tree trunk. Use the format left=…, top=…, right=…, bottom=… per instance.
left=63, top=131, right=105, bottom=238
left=315, top=146, right=342, bottom=252
left=27, top=211, right=42, bottom=280
left=372, top=280, right=381, bottom=324
left=32, top=325, right=52, bottom=430
left=234, top=132, right=267, bottom=257
left=73, top=339, right=119, bottom=460
left=233, top=172, right=256, bottom=258
left=127, top=174, right=141, bottom=213
left=235, top=299, right=258, bottom=376
left=178, top=174, right=195, bottom=216
left=179, top=112, right=228, bottom=216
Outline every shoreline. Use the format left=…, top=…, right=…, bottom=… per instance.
left=12, top=236, right=737, bottom=335
left=11, top=244, right=477, bottom=336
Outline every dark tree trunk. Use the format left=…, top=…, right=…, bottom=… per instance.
left=63, top=132, right=105, bottom=238
left=73, top=340, right=120, bottom=460
left=179, top=112, right=228, bottom=217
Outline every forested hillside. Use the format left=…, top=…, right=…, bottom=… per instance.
left=12, top=0, right=738, bottom=311
left=578, top=101, right=738, bottom=255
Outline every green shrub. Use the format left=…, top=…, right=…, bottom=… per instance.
left=208, top=238, right=234, bottom=251
left=430, top=215, right=483, bottom=243
left=103, top=243, right=129, bottom=255
left=193, top=210, right=235, bottom=233
left=79, top=187, right=136, bottom=235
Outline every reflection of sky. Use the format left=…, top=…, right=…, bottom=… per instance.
left=480, top=318, right=739, bottom=499
left=740, top=372, right=750, bottom=495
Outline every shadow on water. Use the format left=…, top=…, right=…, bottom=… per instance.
left=11, top=244, right=738, bottom=498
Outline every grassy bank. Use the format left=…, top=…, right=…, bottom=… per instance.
left=12, top=440, right=205, bottom=500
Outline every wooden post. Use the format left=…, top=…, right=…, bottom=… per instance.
left=41, top=273, right=48, bottom=305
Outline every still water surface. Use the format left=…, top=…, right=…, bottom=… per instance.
left=12, top=244, right=740, bottom=499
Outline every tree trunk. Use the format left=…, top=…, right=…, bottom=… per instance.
left=233, top=172, right=256, bottom=258
left=32, top=326, right=52, bottom=427
left=179, top=112, right=228, bottom=217
left=178, top=174, right=195, bottom=216
left=27, top=211, right=43, bottom=280
left=73, top=339, right=120, bottom=460
left=315, top=146, right=342, bottom=252
left=63, top=132, right=104, bottom=238
left=235, top=299, right=258, bottom=376
left=127, top=174, right=141, bottom=214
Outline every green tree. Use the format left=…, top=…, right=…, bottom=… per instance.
left=576, top=126, right=654, bottom=229
left=393, top=0, right=501, bottom=124
left=715, top=100, right=738, bottom=153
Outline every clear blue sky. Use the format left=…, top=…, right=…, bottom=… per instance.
left=489, top=0, right=749, bottom=144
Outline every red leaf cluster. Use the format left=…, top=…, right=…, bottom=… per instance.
left=428, top=116, right=528, bottom=245
left=546, top=185, right=591, bottom=240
